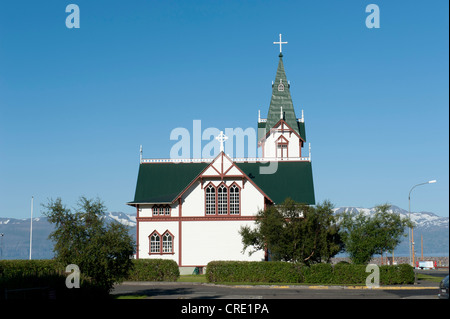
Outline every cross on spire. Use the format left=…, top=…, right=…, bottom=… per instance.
left=215, top=131, right=228, bottom=153
left=273, top=33, right=287, bottom=53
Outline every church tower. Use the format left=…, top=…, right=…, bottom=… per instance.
left=258, top=35, right=308, bottom=160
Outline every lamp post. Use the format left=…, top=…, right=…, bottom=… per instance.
left=0, top=233, right=4, bottom=259
left=408, top=180, right=436, bottom=266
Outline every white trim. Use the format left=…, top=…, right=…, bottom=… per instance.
left=141, top=156, right=311, bottom=164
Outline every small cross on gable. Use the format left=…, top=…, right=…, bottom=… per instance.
left=215, top=131, right=228, bottom=152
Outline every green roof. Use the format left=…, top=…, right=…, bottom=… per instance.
left=259, top=53, right=307, bottom=142
left=129, top=162, right=208, bottom=204
left=236, top=161, right=315, bottom=205
left=129, top=160, right=315, bottom=206
left=266, top=53, right=299, bottom=136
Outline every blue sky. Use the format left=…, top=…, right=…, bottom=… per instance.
left=0, top=0, right=448, bottom=218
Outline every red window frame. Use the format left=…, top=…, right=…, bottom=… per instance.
left=204, top=182, right=241, bottom=216
left=148, top=230, right=175, bottom=255
left=152, top=204, right=171, bottom=217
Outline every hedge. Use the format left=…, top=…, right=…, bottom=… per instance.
left=206, top=261, right=304, bottom=283
left=206, top=261, right=415, bottom=285
left=0, top=260, right=111, bottom=299
left=0, top=259, right=180, bottom=295
left=0, top=260, right=64, bottom=291
left=127, top=259, right=180, bottom=281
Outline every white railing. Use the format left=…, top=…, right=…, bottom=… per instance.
left=141, top=156, right=311, bottom=164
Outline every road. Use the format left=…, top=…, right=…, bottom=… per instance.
left=112, top=281, right=440, bottom=300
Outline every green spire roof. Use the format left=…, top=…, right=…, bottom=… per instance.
left=265, top=53, right=300, bottom=135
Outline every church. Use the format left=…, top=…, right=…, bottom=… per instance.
left=127, top=35, right=315, bottom=274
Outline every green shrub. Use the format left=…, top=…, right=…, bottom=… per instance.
left=127, top=259, right=180, bottom=281
left=380, top=264, right=414, bottom=285
left=0, top=260, right=62, bottom=288
left=303, top=263, right=333, bottom=284
left=205, top=261, right=415, bottom=286
left=0, top=260, right=117, bottom=299
left=206, top=261, right=305, bottom=283
left=331, top=263, right=364, bottom=284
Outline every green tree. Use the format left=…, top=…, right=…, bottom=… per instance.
left=43, top=197, right=135, bottom=294
left=338, top=204, right=413, bottom=264
left=239, top=198, right=342, bottom=265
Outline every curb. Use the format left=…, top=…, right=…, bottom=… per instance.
left=118, top=281, right=439, bottom=290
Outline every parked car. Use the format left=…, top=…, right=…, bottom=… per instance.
left=438, top=275, right=449, bottom=299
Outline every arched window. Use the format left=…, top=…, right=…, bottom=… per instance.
left=278, top=79, right=285, bottom=92
left=229, top=184, right=240, bottom=215
left=205, top=184, right=216, bottom=215
left=217, top=184, right=228, bottom=215
left=150, top=232, right=160, bottom=253
left=162, top=232, right=173, bottom=253
left=276, top=136, right=289, bottom=159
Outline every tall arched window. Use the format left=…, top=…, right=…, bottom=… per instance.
left=229, top=184, right=240, bottom=215
left=150, top=232, right=160, bottom=253
left=205, top=184, right=216, bottom=215
left=162, top=232, right=173, bottom=253
left=217, top=184, right=228, bottom=215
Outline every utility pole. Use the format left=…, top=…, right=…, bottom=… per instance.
left=29, top=196, right=33, bottom=260
left=0, top=233, right=4, bottom=259
left=421, top=235, right=423, bottom=261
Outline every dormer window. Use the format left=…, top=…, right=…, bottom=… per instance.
left=276, top=135, right=289, bottom=158
left=278, top=79, right=284, bottom=92
left=152, top=205, right=171, bottom=217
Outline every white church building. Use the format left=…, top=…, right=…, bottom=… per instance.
left=127, top=35, right=315, bottom=273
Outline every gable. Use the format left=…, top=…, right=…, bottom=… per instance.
left=175, top=152, right=273, bottom=203
left=263, top=119, right=304, bottom=143
left=200, top=153, right=244, bottom=178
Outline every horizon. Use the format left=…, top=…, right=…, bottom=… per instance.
left=2, top=204, right=448, bottom=219
left=1, top=1, right=448, bottom=219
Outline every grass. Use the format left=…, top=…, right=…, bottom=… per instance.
left=176, top=275, right=207, bottom=283
left=417, top=273, right=445, bottom=283
left=115, top=295, right=148, bottom=299
left=176, top=275, right=321, bottom=286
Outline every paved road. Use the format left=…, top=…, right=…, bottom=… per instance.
left=112, top=281, right=440, bottom=300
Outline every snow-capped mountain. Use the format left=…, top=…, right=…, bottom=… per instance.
left=333, top=205, right=449, bottom=230
left=0, top=213, right=137, bottom=260
left=104, top=211, right=137, bottom=227
left=0, top=206, right=448, bottom=259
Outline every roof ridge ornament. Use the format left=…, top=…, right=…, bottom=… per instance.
left=273, top=33, right=287, bottom=53
left=215, top=131, right=228, bottom=153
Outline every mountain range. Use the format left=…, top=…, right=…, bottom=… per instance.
left=0, top=206, right=448, bottom=260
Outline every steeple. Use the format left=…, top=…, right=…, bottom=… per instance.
left=265, top=53, right=300, bottom=135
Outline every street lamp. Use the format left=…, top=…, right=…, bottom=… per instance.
left=408, top=180, right=437, bottom=267
left=0, top=233, right=4, bottom=259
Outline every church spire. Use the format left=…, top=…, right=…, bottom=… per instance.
left=265, top=51, right=299, bottom=135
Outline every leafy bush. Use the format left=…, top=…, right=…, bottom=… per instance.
left=206, top=261, right=415, bottom=285
left=127, top=259, right=180, bottom=281
left=0, top=260, right=115, bottom=299
left=43, top=197, right=135, bottom=294
left=0, top=260, right=63, bottom=290
left=303, top=263, right=333, bottom=284
left=332, top=263, right=367, bottom=284
left=380, top=264, right=414, bottom=285
left=206, top=261, right=305, bottom=283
